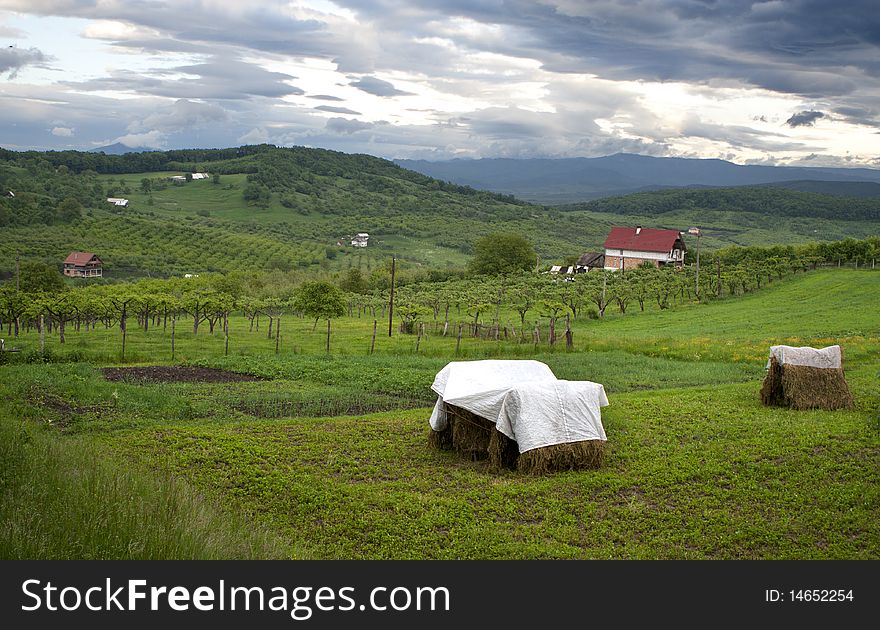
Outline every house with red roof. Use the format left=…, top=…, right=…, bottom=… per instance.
left=603, top=226, right=686, bottom=271
left=63, top=252, right=103, bottom=278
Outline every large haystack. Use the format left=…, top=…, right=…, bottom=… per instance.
left=760, top=345, right=854, bottom=411
left=427, top=360, right=609, bottom=475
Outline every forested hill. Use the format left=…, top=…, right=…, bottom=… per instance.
left=568, top=186, right=880, bottom=222
left=0, top=144, right=523, bottom=207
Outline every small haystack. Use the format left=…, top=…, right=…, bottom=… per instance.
left=760, top=345, right=854, bottom=411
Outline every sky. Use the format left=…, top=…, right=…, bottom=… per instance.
left=1, top=0, right=878, bottom=166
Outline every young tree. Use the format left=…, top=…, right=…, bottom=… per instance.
left=292, top=281, right=346, bottom=353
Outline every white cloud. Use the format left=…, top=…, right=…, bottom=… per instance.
left=113, top=130, right=164, bottom=148
left=50, top=126, right=73, bottom=136
left=238, top=127, right=269, bottom=144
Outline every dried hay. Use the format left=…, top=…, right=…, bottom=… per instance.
left=760, top=357, right=853, bottom=411
left=487, top=428, right=519, bottom=471
left=427, top=420, right=454, bottom=451
left=448, top=404, right=493, bottom=461
left=516, top=440, right=605, bottom=475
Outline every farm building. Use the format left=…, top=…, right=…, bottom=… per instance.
left=603, top=226, right=686, bottom=270
left=351, top=233, right=369, bottom=247
left=576, top=251, right=605, bottom=272
left=63, top=252, right=103, bottom=278
left=190, top=172, right=209, bottom=180
left=106, top=197, right=129, bottom=207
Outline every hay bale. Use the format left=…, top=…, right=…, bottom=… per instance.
left=516, top=440, right=605, bottom=475
left=760, top=357, right=853, bottom=411
left=448, top=404, right=494, bottom=460
left=487, top=428, right=519, bottom=471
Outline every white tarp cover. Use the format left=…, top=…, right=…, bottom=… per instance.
left=428, top=360, right=608, bottom=454
left=767, top=345, right=842, bottom=369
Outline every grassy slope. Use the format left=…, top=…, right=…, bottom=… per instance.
left=2, top=269, right=877, bottom=559
left=7, top=152, right=880, bottom=278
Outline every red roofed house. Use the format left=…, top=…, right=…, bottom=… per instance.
left=603, top=226, right=686, bottom=271
left=63, top=252, right=103, bottom=278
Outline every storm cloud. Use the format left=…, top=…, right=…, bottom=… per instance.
left=0, top=46, right=50, bottom=78
left=785, top=110, right=826, bottom=128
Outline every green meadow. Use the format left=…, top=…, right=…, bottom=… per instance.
left=1, top=268, right=877, bottom=559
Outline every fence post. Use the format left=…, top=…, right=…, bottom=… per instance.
left=456, top=323, right=462, bottom=354
left=565, top=314, right=573, bottom=350
left=370, top=319, right=377, bottom=354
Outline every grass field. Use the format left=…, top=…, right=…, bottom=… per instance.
left=1, top=269, right=878, bottom=559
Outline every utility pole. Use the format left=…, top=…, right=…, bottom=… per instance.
left=15, top=251, right=20, bottom=291
left=388, top=256, right=396, bottom=337
left=688, top=227, right=701, bottom=297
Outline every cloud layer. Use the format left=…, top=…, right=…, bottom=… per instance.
left=0, top=1, right=878, bottom=165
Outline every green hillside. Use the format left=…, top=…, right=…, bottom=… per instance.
left=3, top=145, right=880, bottom=278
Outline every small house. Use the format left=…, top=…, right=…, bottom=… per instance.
left=5, top=191, right=13, bottom=198
left=63, top=252, right=103, bottom=278
left=603, top=226, right=686, bottom=271
left=351, top=233, right=369, bottom=247
left=106, top=197, right=129, bottom=207
left=191, top=172, right=209, bottom=180
left=170, top=175, right=187, bottom=183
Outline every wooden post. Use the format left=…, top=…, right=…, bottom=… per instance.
left=275, top=317, right=281, bottom=354
left=171, top=317, right=176, bottom=361
left=224, top=312, right=229, bottom=356
left=716, top=258, right=722, bottom=297
left=370, top=319, right=377, bottom=354
left=326, top=319, right=331, bottom=354
left=565, top=313, right=573, bottom=350
left=388, top=256, right=396, bottom=337
left=549, top=316, right=556, bottom=345
left=456, top=323, right=462, bottom=354
left=415, top=323, right=422, bottom=353
left=39, top=314, right=45, bottom=354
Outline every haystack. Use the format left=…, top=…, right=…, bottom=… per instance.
left=427, top=360, right=609, bottom=474
left=760, top=345, right=853, bottom=411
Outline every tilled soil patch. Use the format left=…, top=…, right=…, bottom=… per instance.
left=100, top=366, right=265, bottom=383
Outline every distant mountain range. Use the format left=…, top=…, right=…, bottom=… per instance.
left=395, top=154, right=880, bottom=203
left=88, top=143, right=153, bottom=155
